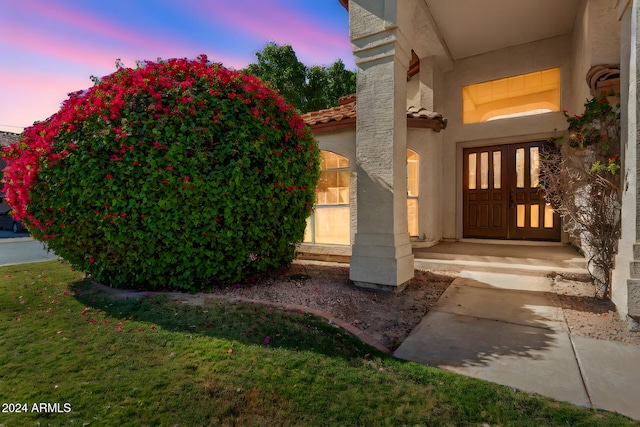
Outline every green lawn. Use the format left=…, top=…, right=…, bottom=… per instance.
left=0, top=260, right=637, bottom=426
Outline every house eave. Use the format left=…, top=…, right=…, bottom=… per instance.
left=308, top=118, right=357, bottom=134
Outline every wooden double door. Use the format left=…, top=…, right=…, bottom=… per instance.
left=463, top=142, right=560, bottom=241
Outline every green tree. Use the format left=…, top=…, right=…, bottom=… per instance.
left=245, top=43, right=307, bottom=111
left=244, top=42, right=356, bottom=113
left=326, top=59, right=356, bottom=105
left=305, top=65, right=330, bottom=112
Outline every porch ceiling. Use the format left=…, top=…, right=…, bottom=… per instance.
left=424, top=0, right=581, bottom=60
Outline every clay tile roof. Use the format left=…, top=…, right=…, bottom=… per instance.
left=407, top=106, right=448, bottom=131
left=300, top=96, right=357, bottom=131
left=301, top=95, right=447, bottom=133
left=338, top=93, right=355, bottom=105
left=0, top=131, right=20, bottom=148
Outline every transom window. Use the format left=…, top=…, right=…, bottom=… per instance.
left=462, top=68, right=560, bottom=124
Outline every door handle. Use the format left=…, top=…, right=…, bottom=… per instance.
left=509, top=189, right=514, bottom=209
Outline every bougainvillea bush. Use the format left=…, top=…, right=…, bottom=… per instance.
left=2, top=56, right=320, bottom=290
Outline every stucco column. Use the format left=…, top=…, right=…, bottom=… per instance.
left=348, top=0, right=415, bottom=290
left=613, top=0, right=640, bottom=322
left=417, top=56, right=443, bottom=244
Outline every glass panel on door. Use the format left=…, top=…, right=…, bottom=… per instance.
left=530, top=204, right=539, bottom=228
left=544, top=203, right=554, bottom=228
left=493, top=151, right=501, bottom=189
left=468, top=153, right=477, bottom=190
left=530, top=147, right=540, bottom=188
left=515, top=148, right=525, bottom=188
left=480, top=152, right=489, bottom=189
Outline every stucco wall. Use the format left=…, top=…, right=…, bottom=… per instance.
left=571, top=0, right=621, bottom=111
left=572, top=0, right=593, bottom=111
left=589, top=0, right=622, bottom=66
left=439, top=35, right=573, bottom=239
left=407, top=77, right=421, bottom=109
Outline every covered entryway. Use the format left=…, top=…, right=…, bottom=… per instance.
left=463, top=142, right=561, bottom=241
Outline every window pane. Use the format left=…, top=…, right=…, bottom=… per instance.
left=544, top=203, right=554, bottom=228
left=468, top=153, right=477, bottom=190
left=316, top=170, right=350, bottom=205
left=515, top=148, right=525, bottom=188
left=407, top=199, right=418, bottom=237
left=493, top=151, right=501, bottom=189
left=407, top=149, right=419, bottom=197
left=321, top=151, right=349, bottom=170
left=517, top=204, right=525, bottom=228
left=480, top=152, right=489, bottom=189
left=530, top=204, right=540, bottom=228
left=337, top=171, right=349, bottom=203
left=530, top=147, right=540, bottom=188
left=303, top=217, right=312, bottom=242
left=314, top=207, right=350, bottom=244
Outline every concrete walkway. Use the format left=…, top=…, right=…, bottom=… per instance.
left=396, top=241, right=640, bottom=420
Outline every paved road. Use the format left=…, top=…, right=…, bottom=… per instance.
left=0, top=237, right=60, bottom=266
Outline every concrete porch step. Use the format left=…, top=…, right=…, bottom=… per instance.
left=297, top=241, right=589, bottom=277
left=413, top=241, right=588, bottom=276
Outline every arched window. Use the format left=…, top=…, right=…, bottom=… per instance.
left=304, top=151, right=350, bottom=244
left=407, top=149, right=419, bottom=237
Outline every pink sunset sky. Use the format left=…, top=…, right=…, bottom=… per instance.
left=0, top=0, right=353, bottom=133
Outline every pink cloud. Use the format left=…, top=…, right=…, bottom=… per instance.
left=0, top=0, right=353, bottom=133
left=1, top=21, right=120, bottom=72
left=0, top=69, right=90, bottom=131
left=185, top=1, right=352, bottom=66
left=2, top=0, right=244, bottom=72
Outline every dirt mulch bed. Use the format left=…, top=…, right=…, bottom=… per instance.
left=549, top=274, right=640, bottom=346
left=207, top=261, right=454, bottom=350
